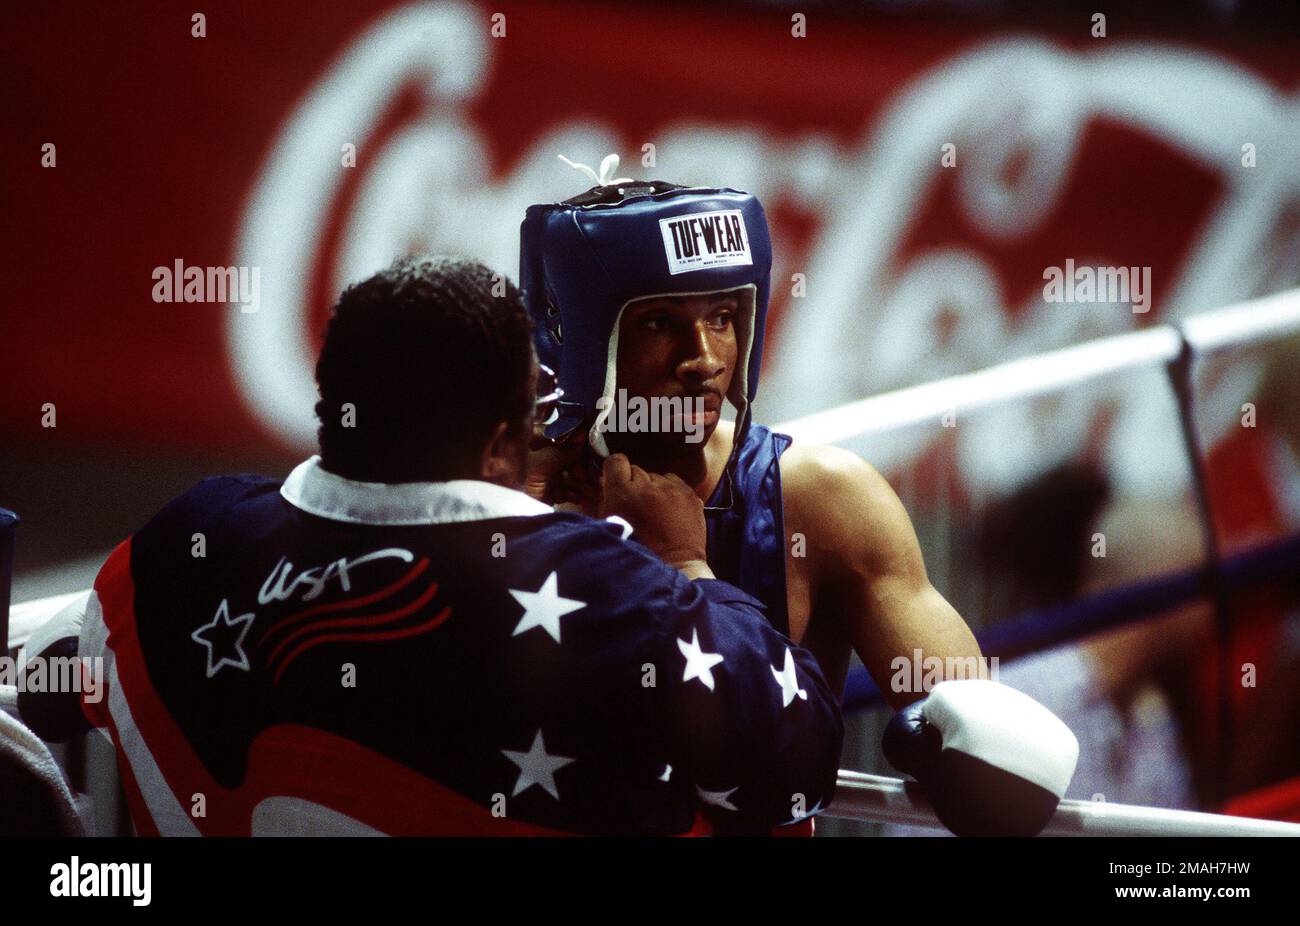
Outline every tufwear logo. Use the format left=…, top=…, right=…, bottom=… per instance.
left=659, top=210, right=752, bottom=275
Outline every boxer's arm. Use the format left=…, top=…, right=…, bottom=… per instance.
left=658, top=576, right=843, bottom=832
left=782, top=445, right=982, bottom=712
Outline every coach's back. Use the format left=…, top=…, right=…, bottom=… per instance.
left=17, top=256, right=842, bottom=835
left=32, top=461, right=839, bottom=835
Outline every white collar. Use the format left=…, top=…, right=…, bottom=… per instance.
left=280, top=456, right=552, bottom=526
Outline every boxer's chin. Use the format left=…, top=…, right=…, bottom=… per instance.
left=605, top=424, right=712, bottom=459
left=670, top=407, right=720, bottom=445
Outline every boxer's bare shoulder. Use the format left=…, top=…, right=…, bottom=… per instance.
left=779, top=442, right=925, bottom=596
left=778, top=441, right=980, bottom=707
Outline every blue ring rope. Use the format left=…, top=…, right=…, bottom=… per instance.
left=843, top=529, right=1300, bottom=712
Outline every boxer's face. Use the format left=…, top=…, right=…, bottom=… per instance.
left=609, top=292, right=737, bottom=454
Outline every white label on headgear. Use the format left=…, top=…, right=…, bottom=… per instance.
left=658, top=210, right=752, bottom=275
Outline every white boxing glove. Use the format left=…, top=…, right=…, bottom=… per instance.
left=883, top=679, right=1079, bottom=836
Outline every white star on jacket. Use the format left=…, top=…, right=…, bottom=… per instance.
left=678, top=628, right=725, bottom=691
left=771, top=648, right=808, bottom=707
left=509, top=571, right=586, bottom=643
left=502, top=730, right=576, bottom=799
left=191, top=599, right=255, bottom=678
left=696, top=785, right=739, bottom=812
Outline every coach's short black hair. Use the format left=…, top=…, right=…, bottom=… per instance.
left=314, top=255, right=534, bottom=483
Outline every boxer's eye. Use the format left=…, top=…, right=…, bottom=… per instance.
left=707, top=310, right=734, bottom=330
left=640, top=312, right=671, bottom=332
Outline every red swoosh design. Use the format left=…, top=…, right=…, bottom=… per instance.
left=265, top=575, right=442, bottom=668
left=257, top=556, right=431, bottom=651
left=272, top=603, right=452, bottom=685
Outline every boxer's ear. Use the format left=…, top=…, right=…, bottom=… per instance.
left=480, top=420, right=529, bottom=487
left=479, top=421, right=510, bottom=475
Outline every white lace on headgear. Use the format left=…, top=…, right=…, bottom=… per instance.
left=557, top=153, right=633, bottom=186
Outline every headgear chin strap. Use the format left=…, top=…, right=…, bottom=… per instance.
left=520, top=170, right=773, bottom=511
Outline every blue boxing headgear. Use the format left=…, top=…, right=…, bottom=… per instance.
left=520, top=178, right=773, bottom=505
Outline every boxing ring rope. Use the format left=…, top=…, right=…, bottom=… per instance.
left=839, top=528, right=1300, bottom=711
left=5, top=289, right=1300, bottom=836
left=774, top=287, right=1300, bottom=446
left=829, top=771, right=1300, bottom=836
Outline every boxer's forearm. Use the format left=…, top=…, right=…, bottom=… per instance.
left=852, top=577, right=983, bottom=712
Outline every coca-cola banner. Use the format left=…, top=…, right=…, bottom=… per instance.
left=6, top=0, right=1299, bottom=504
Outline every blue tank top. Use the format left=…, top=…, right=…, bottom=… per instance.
left=705, top=423, right=793, bottom=637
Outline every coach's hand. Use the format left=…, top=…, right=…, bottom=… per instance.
left=525, top=427, right=592, bottom=505
left=601, top=454, right=712, bottom=579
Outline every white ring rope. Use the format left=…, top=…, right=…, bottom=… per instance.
left=774, top=287, right=1300, bottom=445
left=828, top=771, right=1300, bottom=836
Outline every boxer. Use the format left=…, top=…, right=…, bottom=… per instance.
left=520, top=169, right=1077, bottom=834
